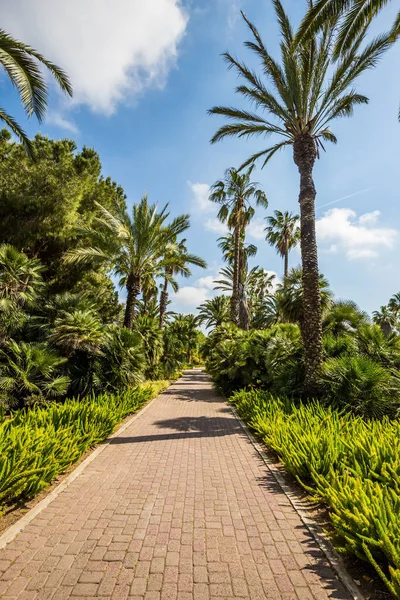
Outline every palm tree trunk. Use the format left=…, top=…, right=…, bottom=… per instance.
left=284, top=249, right=289, bottom=280
left=294, top=134, right=322, bottom=397
left=231, top=225, right=241, bottom=325
left=124, top=274, right=140, bottom=329
left=159, top=276, right=169, bottom=328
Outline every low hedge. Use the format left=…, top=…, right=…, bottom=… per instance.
left=0, top=381, right=169, bottom=511
left=231, top=389, right=400, bottom=598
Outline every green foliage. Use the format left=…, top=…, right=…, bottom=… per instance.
left=231, top=389, right=400, bottom=597
left=133, top=315, right=164, bottom=375
left=0, top=383, right=164, bottom=510
left=204, top=322, right=302, bottom=396
left=0, top=340, right=70, bottom=409
left=322, top=355, right=400, bottom=418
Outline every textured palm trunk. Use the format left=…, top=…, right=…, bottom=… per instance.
left=124, top=273, right=140, bottom=329
left=293, top=134, right=322, bottom=397
left=159, top=276, right=169, bottom=328
left=231, top=224, right=241, bottom=325
left=284, top=246, right=289, bottom=280
left=239, top=283, right=251, bottom=330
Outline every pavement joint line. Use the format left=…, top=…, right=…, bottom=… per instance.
left=0, top=385, right=170, bottom=550
left=229, top=402, right=365, bottom=600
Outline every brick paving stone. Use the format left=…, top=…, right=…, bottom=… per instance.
left=0, top=370, right=352, bottom=599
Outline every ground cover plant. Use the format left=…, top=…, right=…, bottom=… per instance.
left=230, top=389, right=400, bottom=597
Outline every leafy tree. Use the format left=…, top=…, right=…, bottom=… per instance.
left=265, top=210, right=300, bottom=279
left=65, top=196, right=190, bottom=329
left=0, top=29, right=72, bottom=155
left=198, top=296, right=230, bottom=329
left=0, top=134, right=124, bottom=301
left=159, top=238, right=206, bottom=328
left=209, top=167, right=267, bottom=326
left=209, top=2, right=389, bottom=393
left=0, top=340, right=69, bottom=408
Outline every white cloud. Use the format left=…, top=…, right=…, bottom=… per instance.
left=195, top=275, right=217, bottom=291
left=46, top=112, right=79, bottom=133
left=247, top=217, right=265, bottom=240
left=2, top=0, right=187, bottom=115
left=173, top=286, right=210, bottom=307
left=189, top=182, right=212, bottom=213
left=204, top=218, right=228, bottom=235
left=317, top=208, right=397, bottom=260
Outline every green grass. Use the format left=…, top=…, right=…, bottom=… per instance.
left=230, top=389, right=400, bottom=598
left=0, top=380, right=170, bottom=512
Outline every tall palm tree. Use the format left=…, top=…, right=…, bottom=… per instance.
left=159, top=239, right=206, bottom=328
left=210, top=166, right=267, bottom=326
left=0, top=29, right=72, bottom=156
left=197, top=295, right=230, bottom=329
left=208, top=1, right=390, bottom=393
left=265, top=210, right=300, bottom=279
left=65, top=196, right=190, bottom=329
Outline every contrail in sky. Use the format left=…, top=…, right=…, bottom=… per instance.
left=316, top=188, right=371, bottom=211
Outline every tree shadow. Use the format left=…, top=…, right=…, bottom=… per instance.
left=110, top=414, right=244, bottom=444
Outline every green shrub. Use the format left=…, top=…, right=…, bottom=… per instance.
left=231, top=389, right=400, bottom=597
left=322, top=355, right=400, bottom=418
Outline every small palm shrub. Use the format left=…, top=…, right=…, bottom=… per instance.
left=322, top=355, right=400, bottom=418
left=133, top=315, right=164, bottom=376
left=230, top=389, right=400, bottom=597
left=0, top=340, right=70, bottom=409
left=98, top=326, right=145, bottom=392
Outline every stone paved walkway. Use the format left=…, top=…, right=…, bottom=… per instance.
left=0, top=370, right=352, bottom=600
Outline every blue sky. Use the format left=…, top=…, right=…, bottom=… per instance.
left=1, top=0, right=400, bottom=315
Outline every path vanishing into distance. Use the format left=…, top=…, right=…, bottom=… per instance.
left=0, top=370, right=354, bottom=600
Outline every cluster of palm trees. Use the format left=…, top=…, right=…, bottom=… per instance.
left=208, top=0, right=399, bottom=394
left=65, top=196, right=206, bottom=330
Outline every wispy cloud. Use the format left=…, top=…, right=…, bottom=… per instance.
left=316, top=188, right=371, bottom=211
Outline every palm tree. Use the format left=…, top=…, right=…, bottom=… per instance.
left=159, top=239, right=206, bottom=328
left=372, top=306, right=397, bottom=336
left=65, top=196, right=190, bottom=329
left=0, top=29, right=72, bottom=156
left=297, top=1, right=399, bottom=61
left=265, top=210, right=300, bottom=279
left=218, top=233, right=257, bottom=266
left=276, top=267, right=333, bottom=332
left=210, top=166, right=267, bottom=326
left=197, top=296, right=230, bottom=329
left=208, top=1, right=390, bottom=393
